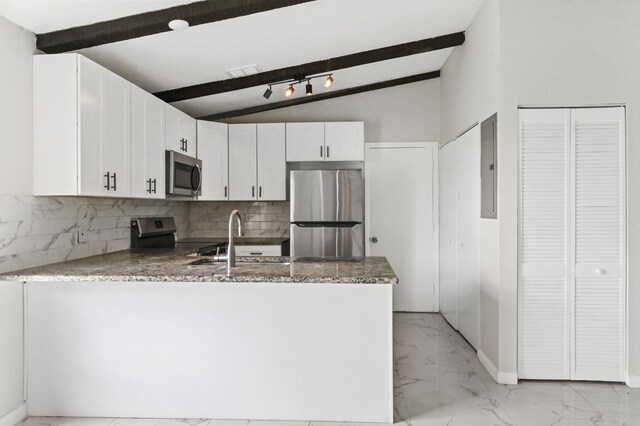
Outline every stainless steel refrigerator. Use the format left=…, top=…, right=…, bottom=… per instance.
left=290, top=169, right=364, bottom=259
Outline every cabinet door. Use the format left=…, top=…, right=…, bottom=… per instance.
left=198, top=121, right=228, bottom=201
left=286, top=122, right=325, bottom=162
left=104, top=72, right=131, bottom=196
left=165, top=105, right=183, bottom=153
left=324, top=122, right=364, bottom=161
left=228, top=124, right=257, bottom=200
left=182, top=114, right=197, bottom=157
left=131, top=86, right=165, bottom=199
left=78, top=56, right=108, bottom=196
left=257, top=123, right=286, bottom=200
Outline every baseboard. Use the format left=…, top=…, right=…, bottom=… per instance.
left=498, top=371, right=518, bottom=385
left=478, top=349, right=499, bottom=382
left=0, top=403, right=27, bottom=426
left=477, top=350, right=518, bottom=385
left=626, top=374, right=640, bottom=388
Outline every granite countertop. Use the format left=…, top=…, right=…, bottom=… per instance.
left=0, top=243, right=397, bottom=284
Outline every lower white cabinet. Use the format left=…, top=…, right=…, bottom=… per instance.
left=228, top=123, right=286, bottom=201
left=439, top=125, right=480, bottom=349
left=518, top=107, right=626, bottom=382
left=34, top=53, right=131, bottom=197
left=198, top=121, right=229, bottom=201
left=130, top=85, right=165, bottom=199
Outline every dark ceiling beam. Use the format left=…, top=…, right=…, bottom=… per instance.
left=156, top=32, right=464, bottom=103
left=198, top=71, right=440, bottom=121
left=36, top=0, right=317, bottom=53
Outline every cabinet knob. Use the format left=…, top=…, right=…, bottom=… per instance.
left=371, top=236, right=378, bottom=243
left=595, top=268, right=606, bottom=275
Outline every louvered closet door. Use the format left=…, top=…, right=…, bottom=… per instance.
left=519, top=109, right=571, bottom=379
left=571, top=107, right=625, bottom=382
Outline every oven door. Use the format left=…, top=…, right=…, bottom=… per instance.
left=166, top=151, right=202, bottom=197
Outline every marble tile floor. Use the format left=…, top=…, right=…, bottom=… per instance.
left=19, top=313, right=640, bottom=426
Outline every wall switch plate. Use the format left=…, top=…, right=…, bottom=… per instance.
left=77, top=227, right=87, bottom=244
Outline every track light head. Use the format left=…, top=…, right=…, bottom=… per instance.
left=263, top=86, right=273, bottom=99
left=324, top=75, right=334, bottom=88
left=285, top=85, right=295, bottom=97
left=306, top=81, right=313, bottom=96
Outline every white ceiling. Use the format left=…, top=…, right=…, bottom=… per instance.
left=0, top=0, right=484, bottom=117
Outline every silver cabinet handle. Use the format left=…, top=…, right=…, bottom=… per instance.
left=152, top=178, right=157, bottom=194
left=327, top=146, right=330, bottom=158
left=259, top=186, right=263, bottom=198
left=250, top=252, right=263, bottom=256
left=371, top=237, right=378, bottom=243
left=252, top=186, right=255, bottom=197
left=111, top=173, right=117, bottom=191
left=224, top=186, right=228, bottom=198
left=146, top=178, right=152, bottom=193
left=320, top=145, right=323, bottom=157
left=104, top=173, right=111, bottom=190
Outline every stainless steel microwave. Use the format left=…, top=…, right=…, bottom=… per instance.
left=166, top=150, right=202, bottom=197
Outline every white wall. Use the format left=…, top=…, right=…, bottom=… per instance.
left=439, top=0, right=501, bottom=374
left=0, top=16, right=32, bottom=421
left=224, top=79, right=441, bottom=143
left=497, top=0, right=640, bottom=382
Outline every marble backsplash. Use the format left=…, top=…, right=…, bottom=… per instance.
left=0, top=196, right=190, bottom=274
left=188, top=201, right=290, bottom=239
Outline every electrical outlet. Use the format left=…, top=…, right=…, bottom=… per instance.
left=77, top=227, right=87, bottom=244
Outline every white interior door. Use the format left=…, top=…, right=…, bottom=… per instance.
left=438, top=141, right=458, bottom=328
left=366, top=143, right=438, bottom=312
left=571, top=107, right=625, bottom=382
left=455, top=126, right=481, bottom=349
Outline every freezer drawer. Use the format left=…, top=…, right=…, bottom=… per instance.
left=291, top=224, right=364, bottom=259
left=290, top=170, right=363, bottom=222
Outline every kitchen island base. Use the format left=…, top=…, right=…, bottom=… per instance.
left=26, top=281, right=393, bottom=423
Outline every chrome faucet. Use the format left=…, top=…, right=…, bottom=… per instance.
left=226, top=210, right=244, bottom=271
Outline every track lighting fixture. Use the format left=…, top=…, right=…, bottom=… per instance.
left=263, top=86, right=273, bottom=99
left=285, top=85, right=295, bottom=97
left=262, top=73, right=333, bottom=100
left=324, top=75, right=333, bottom=88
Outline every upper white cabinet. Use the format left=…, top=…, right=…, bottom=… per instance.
left=166, top=104, right=197, bottom=157
left=34, top=53, right=131, bottom=197
left=325, top=122, right=364, bottom=161
left=286, top=122, right=325, bottom=161
left=228, top=124, right=258, bottom=201
left=198, top=121, right=229, bottom=201
left=257, top=123, right=286, bottom=200
left=286, top=122, right=364, bottom=162
left=131, top=85, right=165, bottom=199
left=228, top=123, right=286, bottom=201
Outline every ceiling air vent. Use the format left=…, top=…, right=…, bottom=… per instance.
left=226, top=65, right=260, bottom=78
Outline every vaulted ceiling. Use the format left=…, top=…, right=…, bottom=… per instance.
left=0, top=0, right=485, bottom=119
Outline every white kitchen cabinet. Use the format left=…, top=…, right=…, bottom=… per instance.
left=197, top=121, right=229, bottom=201
left=518, top=107, right=626, bottom=382
left=234, top=245, right=283, bottom=256
left=228, top=124, right=258, bottom=201
left=34, top=53, right=131, bottom=197
left=286, top=122, right=363, bottom=162
left=324, top=122, right=364, bottom=161
left=438, top=126, right=480, bottom=349
left=257, top=123, right=286, bottom=200
left=286, top=122, right=325, bottom=161
left=131, top=85, right=165, bottom=199
left=166, top=104, right=197, bottom=157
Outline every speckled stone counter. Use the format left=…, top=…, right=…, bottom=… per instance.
left=0, top=244, right=398, bottom=284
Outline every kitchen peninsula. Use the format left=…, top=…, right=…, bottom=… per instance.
left=1, top=248, right=396, bottom=423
